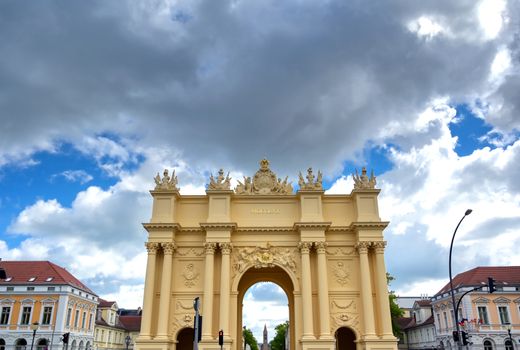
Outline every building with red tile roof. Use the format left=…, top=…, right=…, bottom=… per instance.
left=431, top=266, right=520, bottom=349
left=0, top=260, right=99, bottom=350
left=93, top=299, right=141, bottom=350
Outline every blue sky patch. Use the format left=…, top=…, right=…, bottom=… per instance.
left=449, top=105, right=494, bottom=156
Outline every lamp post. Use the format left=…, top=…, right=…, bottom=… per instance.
left=507, top=326, right=513, bottom=350
left=448, top=209, right=472, bottom=349
left=30, top=322, right=39, bottom=350
left=125, top=335, right=131, bottom=350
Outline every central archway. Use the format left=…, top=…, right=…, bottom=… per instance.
left=236, top=266, right=295, bottom=350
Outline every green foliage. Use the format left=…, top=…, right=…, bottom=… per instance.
left=243, top=327, right=259, bottom=350
left=387, top=273, right=405, bottom=338
left=269, top=321, right=289, bottom=350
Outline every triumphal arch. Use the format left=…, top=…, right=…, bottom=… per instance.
left=135, top=159, right=397, bottom=350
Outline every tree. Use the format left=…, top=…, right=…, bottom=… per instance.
left=243, top=327, right=259, bottom=350
left=269, top=321, right=289, bottom=350
left=387, top=273, right=405, bottom=338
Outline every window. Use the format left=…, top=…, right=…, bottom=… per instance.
left=88, top=314, right=93, bottom=330
left=498, top=306, right=510, bottom=324
left=47, top=287, right=55, bottom=291
left=4, top=277, right=12, bottom=282
left=45, top=277, right=53, bottom=282
left=27, top=287, right=35, bottom=291
left=484, top=340, right=493, bottom=350
left=101, top=330, right=105, bottom=342
left=478, top=306, right=489, bottom=324
left=42, top=306, right=52, bottom=325
left=436, top=314, right=441, bottom=330
left=66, top=308, right=72, bottom=326
left=74, top=310, right=79, bottom=327
left=28, top=277, right=36, bottom=282
left=506, top=340, right=513, bottom=350
left=6, top=287, right=14, bottom=292
left=81, top=312, right=86, bottom=329
left=0, top=307, right=10, bottom=324
left=21, top=306, right=32, bottom=325
left=443, top=312, right=448, bottom=330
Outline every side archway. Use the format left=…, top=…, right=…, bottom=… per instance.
left=334, top=327, right=356, bottom=350
left=15, top=339, right=27, bottom=350
left=176, top=327, right=195, bottom=350
left=236, top=265, right=295, bottom=350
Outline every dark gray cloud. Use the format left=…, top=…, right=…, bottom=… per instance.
left=1, top=0, right=518, bottom=176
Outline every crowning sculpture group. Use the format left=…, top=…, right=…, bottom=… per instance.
left=154, top=158, right=376, bottom=193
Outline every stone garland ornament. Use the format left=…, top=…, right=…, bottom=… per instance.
left=235, top=159, right=293, bottom=195
left=154, top=169, right=179, bottom=191
left=352, top=167, right=376, bottom=189
left=330, top=299, right=359, bottom=334
left=207, top=169, right=232, bottom=190
left=298, top=168, right=323, bottom=191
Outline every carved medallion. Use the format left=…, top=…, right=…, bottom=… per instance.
left=333, top=262, right=350, bottom=286
left=235, top=159, right=293, bottom=195
left=182, top=263, right=200, bottom=288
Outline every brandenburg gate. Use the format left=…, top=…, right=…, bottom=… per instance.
left=135, top=159, right=397, bottom=350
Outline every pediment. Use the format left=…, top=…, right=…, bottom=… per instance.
left=473, top=297, right=490, bottom=304
left=21, top=298, right=35, bottom=304
left=0, top=298, right=15, bottom=304
left=493, top=297, right=511, bottom=304
left=41, top=298, right=57, bottom=304
left=514, top=297, right=520, bottom=304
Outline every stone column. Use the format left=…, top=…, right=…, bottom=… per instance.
left=356, top=241, right=376, bottom=338
left=374, top=241, right=393, bottom=337
left=156, top=242, right=175, bottom=339
left=202, top=242, right=217, bottom=339
left=299, top=241, right=315, bottom=339
left=141, top=242, right=160, bottom=338
left=315, top=241, right=332, bottom=338
left=219, top=243, right=232, bottom=336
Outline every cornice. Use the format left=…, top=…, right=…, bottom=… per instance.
left=328, top=226, right=354, bottom=232
left=349, top=221, right=389, bottom=230
left=142, top=223, right=181, bottom=232
left=293, top=222, right=332, bottom=230
left=200, top=222, right=237, bottom=231
left=205, top=190, right=235, bottom=195
left=235, top=227, right=294, bottom=233
left=149, top=190, right=180, bottom=196
left=350, top=188, right=381, bottom=194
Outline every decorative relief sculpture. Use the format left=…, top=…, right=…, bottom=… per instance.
left=233, top=244, right=297, bottom=274
left=176, top=247, right=205, bottom=257
left=208, top=169, right=231, bottom=190
left=173, top=301, right=195, bottom=334
left=352, top=167, right=376, bottom=189
left=182, top=263, right=200, bottom=288
left=333, top=262, right=350, bottom=286
left=154, top=169, right=179, bottom=191
left=326, top=247, right=356, bottom=256
left=330, top=299, right=359, bottom=333
left=235, top=159, right=293, bottom=195
left=298, top=168, right=323, bottom=191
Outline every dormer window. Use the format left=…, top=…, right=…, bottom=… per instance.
left=45, top=277, right=53, bottom=282
left=4, top=277, right=12, bottom=282
left=28, top=277, right=36, bottom=282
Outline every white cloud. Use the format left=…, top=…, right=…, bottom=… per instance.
left=477, top=0, right=506, bottom=40
left=407, top=16, right=446, bottom=40
left=57, top=170, right=94, bottom=184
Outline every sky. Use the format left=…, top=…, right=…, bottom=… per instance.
left=1, top=0, right=520, bottom=342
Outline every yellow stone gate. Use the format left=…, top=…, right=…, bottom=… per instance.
left=135, top=159, right=397, bottom=350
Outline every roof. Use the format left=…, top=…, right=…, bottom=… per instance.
left=119, top=315, right=142, bottom=332
left=435, top=266, right=520, bottom=296
left=396, top=317, right=415, bottom=330
left=395, top=296, right=422, bottom=309
left=0, top=260, right=97, bottom=296
left=98, top=298, right=117, bottom=308
left=404, top=315, right=435, bottom=330
left=415, top=299, right=431, bottom=307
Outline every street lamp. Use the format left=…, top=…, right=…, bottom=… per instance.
left=125, top=335, right=131, bottom=350
left=507, top=326, right=513, bottom=350
left=30, top=322, right=39, bottom=350
left=448, top=209, right=472, bottom=349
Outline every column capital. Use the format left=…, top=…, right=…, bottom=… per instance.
left=315, top=241, right=328, bottom=253
left=373, top=241, right=387, bottom=253
left=219, top=242, right=233, bottom=254
left=355, top=241, right=370, bottom=254
left=161, top=242, right=176, bottom=254
left=145, top=242, right=160, bottom=254
left=298, top=241, right=312, bottom=254
left=204, top=242, right=218, bottom=254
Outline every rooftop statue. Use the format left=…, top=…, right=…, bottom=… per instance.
left=298, top=167, right=323, bottom=191
left=154, top=169, right=179, bottom=191
left=352, top=167, right=377, bottom=189
left=235, top=158, right=293, bottom=195
left=208, top=169, right=232, bottom=190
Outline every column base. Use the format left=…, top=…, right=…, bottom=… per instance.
left=300, top=337, right=335, bottom=350
left=134, top=338, right=173, bottom=350
left=356, top=337, right=398, bottom=350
